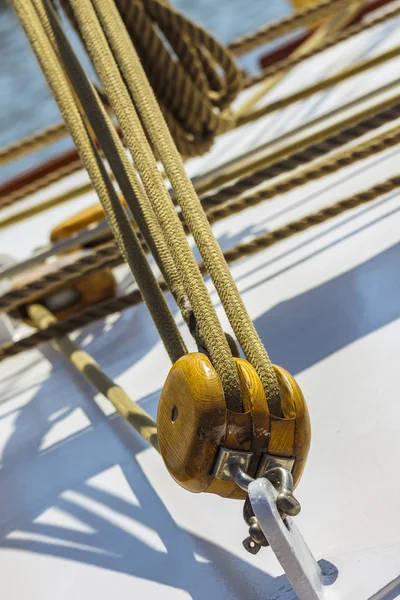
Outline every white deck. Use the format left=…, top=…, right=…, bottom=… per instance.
left=1, top=7, right=400, bottom=599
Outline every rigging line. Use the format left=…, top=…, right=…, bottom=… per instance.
left=237, top=43, right=400, bottom=128
left=2, top=96, right=400, bottom=285
left=236, top=0, right=364, bottom=118
left=3, top=118, right=400, bottom=314
left=13, top=0, right=186, bottom=365
left=28, top=303, right=159, bottom=451
left=229, top=0, right=349, bottom=56
left=2, top=174, right=399, bottom=363
left=42, top=0, right=192, bottom=326
left=193, top=93, right=400, bottom=197
left=245, top=3, right=400, bottom=88
left=87, top=0, right=280, bottom=411
left=0, top=122, right=67, bottom=167
left=65, top=0, right=245, bottom=411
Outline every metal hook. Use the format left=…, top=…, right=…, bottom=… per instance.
left=228, top=460, right=301, bottom=555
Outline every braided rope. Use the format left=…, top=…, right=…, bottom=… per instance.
left=1, top=174, right=398, bottom=362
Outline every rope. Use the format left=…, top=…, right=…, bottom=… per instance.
left=2, top=174, right=399, bottom=363
left=0, top=122, right=67, bottom=166
left=196, top=97, right=400, bottom=199
left=2, top=2, right=399, bottom=218
left=87, top=0, right=283, bottom=411
left=10, top=0, right=398, bottom=415
left=0, top=156, right=83, bottom=211
left=43, top=1, right=192, bottom=325
left=58, top=0, right=243, bottom=158
left=28, top=303, right=159, bottom=450
left=205, top=122, right=400, bottom=222
left=3, top=119, right=400, bottom=315
left=235, top=0, right=364, bottom=119
left=13, top=0, right=187, bottom=368
left=246, top=4, right=400, bottom=88
left=0, top=243, right=122, bottom=313
left=59, top=0, right=244, bottom=411
left=238, top=43, right=400, bottom=127
left=229, top=0, right=348, bottom=56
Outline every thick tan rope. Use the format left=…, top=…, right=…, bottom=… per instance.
left=58, top=0, right=244, bottom=411
left=42, top=0, right=193, bottom=327
left=28, top=303, right=159, bottom=450
left=229, top=0, right=348, bottom=56
left=85, top=0, right=282, bottom=411
left=3, top=119, right=400, bottom=315
left=2, top=174, right=399, bottom=363
left=13, top=0, right=187, bottom=367
left=246, top=4, right=400, bottom=88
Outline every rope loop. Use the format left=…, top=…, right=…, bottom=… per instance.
left=58, top=0, right=244, bottom=157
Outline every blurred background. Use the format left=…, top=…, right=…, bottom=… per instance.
left=0, top=0, right=291, bottom=183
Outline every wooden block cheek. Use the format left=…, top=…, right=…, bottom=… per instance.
left=271, top=365, right=312, bottom=488
left=157, top=353, right=227, bottom=493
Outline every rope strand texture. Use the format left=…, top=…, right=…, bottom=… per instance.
left=3, top=119, right=400, bottom=315
left=84, top=0, right=281, bottom=411
left=2, top=2, right=398, bottom=214
left=201, top=100, right=400, bottom=206
left=59, top=0, right=243, bottom=157
left=1, top=174, right=398, bottom=363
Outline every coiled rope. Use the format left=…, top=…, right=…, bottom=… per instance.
left=1, top=0, right=399, bottom=211
left=59, top=0, right=243, bottom=158
left=12, top=0, right=286, bottom=415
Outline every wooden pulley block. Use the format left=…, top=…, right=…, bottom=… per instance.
left=157, top=353, right=311, bottom=499
left=12, top=249, right=116, bottom=324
